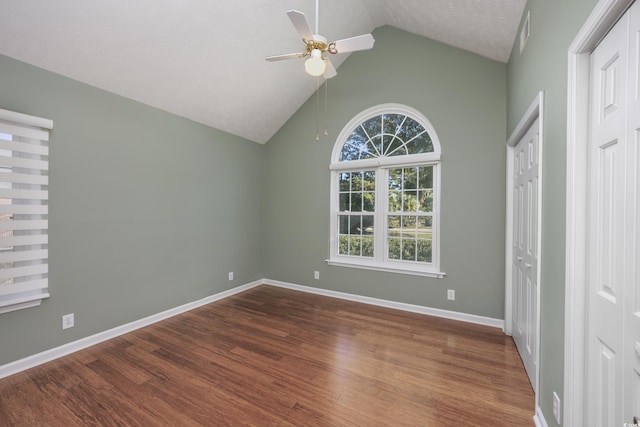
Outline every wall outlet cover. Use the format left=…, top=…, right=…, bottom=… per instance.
left=62, top=313, right=75, bottom=330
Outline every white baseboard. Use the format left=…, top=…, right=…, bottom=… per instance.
left=533, top=405, right=548, bottom=427
left=1, top=277, right=505, bottom=380
left=263, top=279, right=505, bottom=329
left=0, top=280, right=263, bottom=380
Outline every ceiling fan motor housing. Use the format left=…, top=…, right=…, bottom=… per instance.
left=306, top=34, right=329, bottom=55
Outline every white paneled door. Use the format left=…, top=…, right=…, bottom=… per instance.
left=625, top=3, right=640, bottom=424
left=587, top=2, right=640, bottom=425
left=512, top=118, right=539, bottom=390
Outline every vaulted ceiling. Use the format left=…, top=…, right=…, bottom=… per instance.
left=0, top=0, right=527, bottom=144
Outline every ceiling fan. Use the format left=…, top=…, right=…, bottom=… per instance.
left=265, top=0, right=375, bottom=79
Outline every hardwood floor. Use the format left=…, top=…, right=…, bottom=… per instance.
left=0, top=285, right=534, bottom=426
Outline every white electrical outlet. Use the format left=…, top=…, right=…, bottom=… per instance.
left=447, top=289, right=455, bottom=301
left=314, top=270, right=319, bottom=280
left=62, top=313, right=75, bottom=330
left=553, top=391, right=561, bottom=423
left=228, top=272, right=234, bottom=281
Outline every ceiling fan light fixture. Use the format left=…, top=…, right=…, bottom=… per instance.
left=305, top=49, right=326, bottom=76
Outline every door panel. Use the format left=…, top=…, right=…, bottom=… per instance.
left=588, top=3, right=640, bottom=425
left=588, top=9, right=627, bottom=425
left=512, top=118, right=539, bottom=390
left=625, top=2, right=640, bottom=424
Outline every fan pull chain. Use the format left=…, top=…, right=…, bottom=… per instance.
left=324, top=79, right=328, bottom=137
left=315, top=77, right=320, bottom=141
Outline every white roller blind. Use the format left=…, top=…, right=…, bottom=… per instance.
left=0, top=108, right=52, bottom=314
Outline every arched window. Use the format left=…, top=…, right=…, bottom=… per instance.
left=328, top=104, right=444, bottom=278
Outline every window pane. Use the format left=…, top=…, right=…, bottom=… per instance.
left=363, top=192, right=375, bottom=211
left=362, top=215, right=374, bottom=235
left=350, top=193, right=362, bottom=211
left=349, top=236, right=362, bottom=256
left=361, top=117, right=382, bottom=140
left=362, top=237, right=374, bottom=257
left=383, top=135, right=398, bottom=156
left=339, top=143, right=361, bottom=161
left=406, top=130, right=434, bottom=154
left=401, top=216, right=417, bottom=238
left=402, top=239, right=416, bottom=261
left=383, top=114, right=404, bottom=135
left=339, top=235, right=349, bottom=255
left=417, top=216, right=432, bottom=239
left=339, top=193, right=350, bottom=211
left=351, top=172, right=363, bottom=191
left=388, top=168, right=402, bottom=190
left=388, top=215, right=401, bottom=236
left=348, top=126, right=369, bottom=148
left=404, top=167, right=418, bottom=189
left=339, top=172, right=350, bottom=191
left=388, top=238, right=401, bottom=260
left=350, top=138, right=369, bottom=160
left=386, top=138, right=407, bottom=157
left=360, top=145, right=377, bottom=159
left=417, top=239, right=432, bottom=262
left=339, top=215, right=349, bottom=234
left=363, top=171, right=375, bottom=191
left=350, top=215, right=362, bottom=235
left=419, top=189, right=433, bottom=212
left=403, top=190, right=417, bottom=211
left=418, top=166, right=433, bottom=189
left=336, top=170, right=377, bottom=258
left=398, top=118, right=434, bottom=154
left=389, top=191, right=401, bottom=212
left=369, top=135, right=383, bottom=156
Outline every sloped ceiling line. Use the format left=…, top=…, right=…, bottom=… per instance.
left=0, top=0, right=526, bottom=144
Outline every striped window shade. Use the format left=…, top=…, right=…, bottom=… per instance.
left=0, top=108, right=53, bottom=314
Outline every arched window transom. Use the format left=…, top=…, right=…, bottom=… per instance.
left=339, top=114, right=434, bottom=161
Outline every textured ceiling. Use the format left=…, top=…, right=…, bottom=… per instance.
left=0, top=0, right=526, bottom=144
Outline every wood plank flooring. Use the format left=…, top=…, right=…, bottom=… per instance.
left=0, top=285, right=534, bottom=426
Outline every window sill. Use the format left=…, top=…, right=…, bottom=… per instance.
left=326, top=259, right=446, bottom=278
left=0, top=293, right=50, bottom=315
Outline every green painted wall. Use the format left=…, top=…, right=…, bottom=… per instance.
left=263, top=26, right=508, bottom=319
left=1, top=6, right=609, bottom=423
left=0, top=54, right=265, bottom=365
left=506, top=1, right=598, bottom=425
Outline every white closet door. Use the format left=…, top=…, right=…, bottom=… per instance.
left=624, top=2, right=640, bottom=424
left=511, top=118, right=539, bottom=390
left=587, top=2, right=640, bottom=425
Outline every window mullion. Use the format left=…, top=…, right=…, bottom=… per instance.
left=374, top=167, right=387, bottom=262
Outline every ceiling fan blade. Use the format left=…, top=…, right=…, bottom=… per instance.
left=324, top=59, right=337, bottom=79
left=331, top=34, right=375, bottom=54
left=265, top=53, right=306, bottom=62
left=287, top=9, right=314, bottom=41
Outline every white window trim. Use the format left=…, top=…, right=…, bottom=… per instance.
left=0, top=108, right=52, bottom=314
left=327, top=104, right=445, bottom=278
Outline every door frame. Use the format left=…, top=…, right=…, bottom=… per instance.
left=505, top=91, right=544, bottom=400
left=564, top=0, right=634, bottom=425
